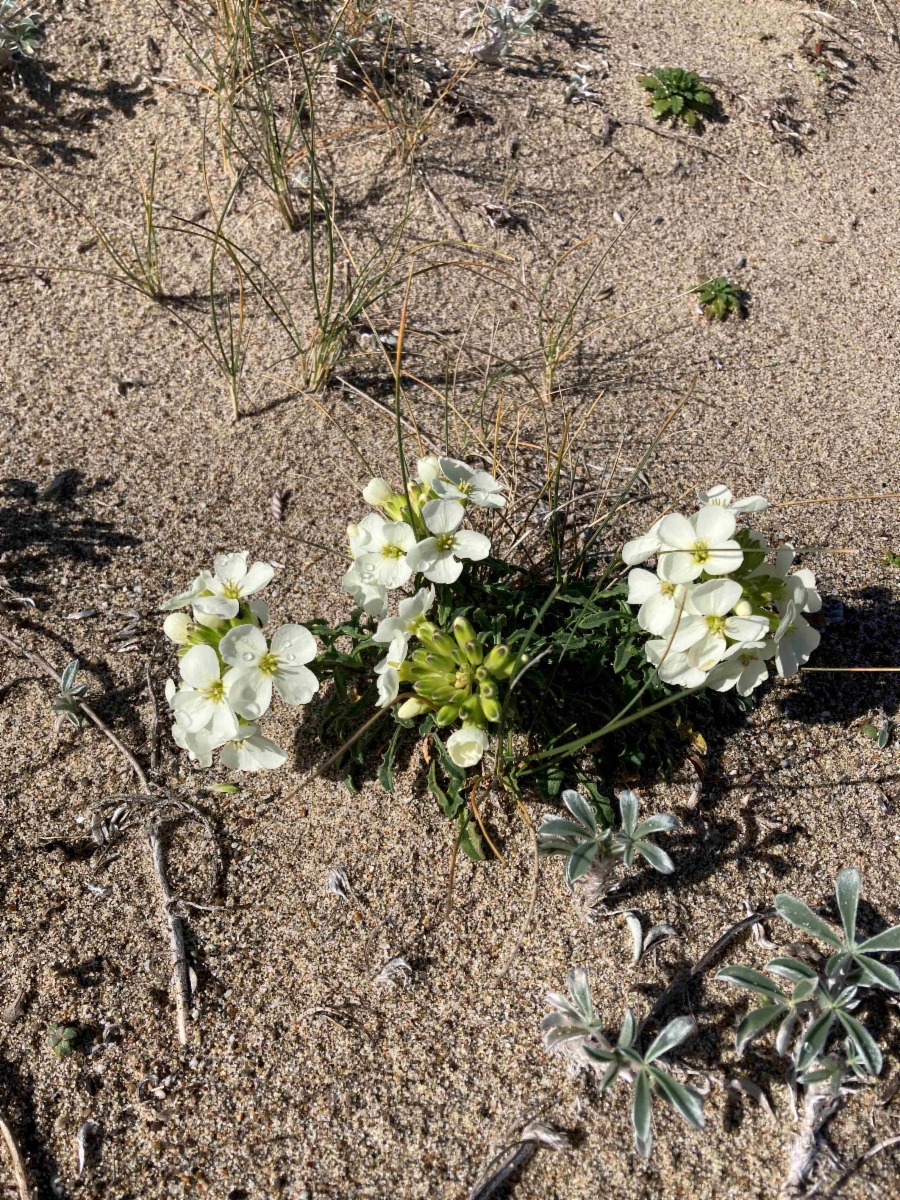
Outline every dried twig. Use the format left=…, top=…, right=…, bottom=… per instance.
left=145, top=663, right=160, bottom=773
left=0, top=630, right=194, bottom=1046
left=0, top=1113, right=32, bottom=1200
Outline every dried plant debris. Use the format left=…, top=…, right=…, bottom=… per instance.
left=760, top=93, right=813, bottom=153
left=468, top=1119, right=574, bottom=1200
left=375, top=957, right=413, bottom=988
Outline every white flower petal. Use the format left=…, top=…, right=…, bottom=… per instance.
left=687, top=632, right=727, bottom=672
left=227, top=668, right=274, bottom=720
left=446, top=725, right=488, bottom=768
left=192, top=595, right=239, bottom=619
left=239, top=561, right=275, bottom=596
left=738, top=655, right=770, bottom=694
left=639, top=592, right=675, bottom=636
left=661, top=550, right=703, bottom=584
left=376, top=666, right=399, bottom=707
left=180, top=644, right=220, bottom=689
left=452, top=530, right=491, bottom=561
left=220, top=624, right=268, bottom=668
left=246, top=598, right=269, bottom=626
left=209, top=701, right=240, bottom=742
left=172, top=689, right=215, bottom=732
left=270, top=623, right=317, bottom=665
left=691, top=578, right=743, bottom=617
left=438, top=457, right=474, bottom=486
left=622, top=531, right=661, bottom=566
left=363, top=478, right=395, bottom=506
left=724, top=615, right=770, bottom=643
left=627, top=568, right=659, bottom=605
left=731, top=495, right=769, bottom=513
left=693, top=505, right=737, bottom=545
left=658, top=513, right=698, bottom=551
left=703, top=541, right=744, bottom=575
left=214, top=552, right=248, bottom=584
left=273, top=664, right=319, bottom=706
left=432, top=479, right=466, bottom=502
left=221, top=733, right=287, bottom=772
left=423, top=551, right=463, bottom=584
left=697, top=485, right=733, bottom=507
left=377, top=557, right=413, bottom=589
left=417, top=456, right=441, bottom=485
left=406, top=538, right=439, bottom=573
left=373, top=615, right=406, bottom=645
left=160, top=571, right=212, bottom=611
left=163, top=613, right=191, bottom=645
left=422, top=498, right=465, bottom=535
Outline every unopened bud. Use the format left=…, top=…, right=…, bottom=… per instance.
left=398, top=698, right=430, bottom=719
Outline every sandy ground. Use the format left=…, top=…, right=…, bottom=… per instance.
left=1, top=0, right=900, bottom=1197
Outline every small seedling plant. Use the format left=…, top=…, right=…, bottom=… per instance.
left=692, top=276, right=745, bottom=321
left=637, top=67, right=715, bottom=127
left=0, top=1, right=41, bottom=61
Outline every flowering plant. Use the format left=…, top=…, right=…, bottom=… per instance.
left=160, top=552, right=319, bottom=771
left=623, top=485, right=822, bottom=695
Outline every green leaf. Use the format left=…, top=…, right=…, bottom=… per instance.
left=648, top=1066, right=705, bottom=1128
left=766, top=956, right=818, bottom=984
left=60, top=659, right=79, bottom=694
left=797, top=1012, right=835, bottom=1070
left=836, top=1011, right=883, bottom=1076
left=613, top=639, right=636, bottom=673
left=774, top=895, right=844, bottom=949
left=209, top=783, right=239, bottom=794
left=377, top=721, right=403, bottom=793
left=427, top=758, right=463, bottom=820
left=562, top=789, right=597, bottom=835
left=716, top=966, right=787, bottom=1001
left=632, top=1070, right=653, bottom=1159
left=858, top=925, right=900, bottom=954
left=834, top=868, right=860, bottom=945
left=644, top=1016, right=695, bottom=1062
left=669, top=94, right=684, bottom=114
left=535, top=763, right=565, bottom=798
left=634, top=814, right=679, bottom=838
left=458, top=812, right=485, bottom=861
left=735, top=1003, right=787, bottom=1053
left=565, top=839, right=598, bottom=884
left=855, top=954, right=900, bottom=992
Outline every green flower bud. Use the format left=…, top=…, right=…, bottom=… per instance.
left=417, top=683, right=458, bottom=704
left=499, top=653, right=528, bottom=679
left=436, top=703, right=462, bottom=727
left=452, top=616, right=477, bottom=652
left=480, top=695, right=501, bottom=723
left=478, top=680, right=497, bottom=700
left=483, top=644, right=510, bottom=675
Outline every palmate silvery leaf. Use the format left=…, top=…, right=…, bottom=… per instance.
left=835, top=867, right=860, bottom=945
left=644, top=1016, right=696, bottom=1063
left=854, top=954, right=900, bottom=993
left=766, top=956, right=818, bottom=985
left=618, top=789, right=639, bottom=837
left=797, top=1011, right=836, bottom=1070
left=634, top=813, right=679, bottom=838
left=715, top=965, right=789, bottom=1002
left=774, top=894, right=843, bottom=949
left=632, top=1070, right=653, bottom=1159
left=835, top=1010, right=883, bottom=1076
left=60, top=659, right=79, bottom=694
left=776, top=1011, right=800, bottom=1057
left=633, top=840, right=675, bottom=874
left=618, top=1008, right=637, bottom=1049
left=647, top=1065, right=705, bottom=1129
left=561, top=788, right=597, bottom=835
left=735, top=1002, right=789, bottom=1054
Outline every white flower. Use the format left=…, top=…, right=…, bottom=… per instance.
left=622, top=518, right=664, bottom=567
left=220, top=623, right=319, bottom=720
left=626, top=562, right=694, bottom=636
left=191, top=552, right=274, bottom=619
left=171, top=721, right=221, bottom=767
left=342, top=563, right=388, bottom=617
left=348, top=512, right=387, bottom=557
left=373, top=586, right=435, bottom=648
left=354, top=520, right=417, bottom=589
left=773, top=598, right=821, bottom=678
left=406, top=499, right=491, bottom=584
left=446, top=724, right=488, bottom=768
left=707, top=641, right=774, bottom=696
left=432, top=457, right=505, bottom=508
left=417, top=456, right=441, bottom=486
left=669, top=579, right=770, bottom=671
left=163, top=613, right=191, bottom=645
left=375, top=632, right=407, bottom=707
left=696, top=484, right=769, bottom=514
left=362, top=478, right=396, bottom=507
left=161, top=570, right=213, bottom=611
left=170, top=645, right=240, bottom=740
left=656, top=506, right=743, bottom=583
left=219, top=724, right=287, bottom=771
left=398, top=697, right=430, bottom=718
left=643, top=641, right=708, bottom=689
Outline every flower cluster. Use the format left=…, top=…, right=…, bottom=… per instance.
left=342, top=455, right=503, bottom=618
left=624, top=485, right=821, bottom=693
left=160, top=553, right=319, bottom=771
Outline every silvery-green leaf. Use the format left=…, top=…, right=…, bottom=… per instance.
left=565, top=839, right=598, bottom=885
left=766, top=956, right=817, bottom=984
left=644, top=1016, right=695, bottom=1063
left=775, top=895, right=843, bottom=949
left=858, top=925, right=900, bottom=954
left=632, top=1070, right=652, bottom=1158
left=61, top=659, right=79, bottom=694
left=562, top=789, right=597, bottom=835
left=567, top=967, right=594, bottom=1020
left=826, top=951, right=851, bottom=980
left=634, top=813, right=679, bottom=838
left=618, top=1009, right=637, bottom=1049
left=834, top=868, right=860, bottom=945
left=727, top=1076, right=776, bottom=1121
left=617, top=789, right=639, bottom=836
left=538, top=817, right=591, bottom=839
left=735, top=1004, right=786, bottom=1053
left=598, top=1060, right=621, bottom=1092
left=648, top=1066, right=705, bottom=1128
left=583, top=1043, right=615, bottom=1065
left=854, top=954, right=900, bottom=993
left=624, top=912, right=643, bottom=964
left=644, top=924, right=677, bottom=954
left=716, top=965, right=787, bottom=1001
left=797, top=1012, right=835, bottom=1070
left=836, top=1011, right=882, bottom=1076
left=791, top=976, right=819, bottom=1004
left=634, top=840, right=674, bottom=874
left=775, top=1012, right=799, bottom=1057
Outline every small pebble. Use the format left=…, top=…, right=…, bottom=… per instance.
left=734, top=254, right=747, bottom=268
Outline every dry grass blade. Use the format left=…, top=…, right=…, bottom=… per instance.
left=0, top=1112, right=32, bottom=1200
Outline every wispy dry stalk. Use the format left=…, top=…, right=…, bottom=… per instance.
left=0, top=1112, right=31, bottom=1200
left=0, top=631, right=193, bottom=1046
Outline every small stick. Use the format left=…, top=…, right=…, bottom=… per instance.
left=821, top=1135, right=900, bottom=1199
left=0, top=1112, right=31, bottom=1200
left=0, top=630, right=192, bottom=1046
left=145, top=663, right=160, bottom=773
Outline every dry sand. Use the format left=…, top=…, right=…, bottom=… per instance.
left=1, top=0, right=900, bottom=1196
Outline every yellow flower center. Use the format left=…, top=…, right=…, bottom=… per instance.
left=202, top=679, right=225, bottom=703
left=705, top=614, right=727, bottom=636
left=436, top=533, right=456, bottom=552
left=221, top=581, right=243, bottom=600
left=382, top=543, right=404, bottom=560
left=258, top=651, right=279, bottom=676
